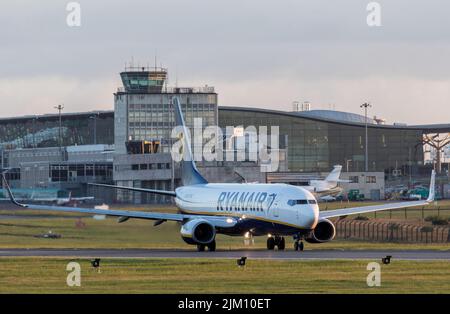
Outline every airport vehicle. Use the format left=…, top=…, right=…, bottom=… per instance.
left=304, top=165, right=350, bottom=198
left=348, top=189, right=365, bottom=201
left=1, top=97, right=436, bottom=252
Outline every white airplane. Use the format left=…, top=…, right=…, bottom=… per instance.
left=319, top=195, right=339, bottom=202
left=0, top=189, right=93, bottom=206
left=34, top=192, right=94, bottom=206
left=1, top=97, right=436, bottom=252
left=304, top=165, right=349, bottom=198
left=54, top=193, right=94, bottom=206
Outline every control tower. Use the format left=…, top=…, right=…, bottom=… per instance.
left=114, top=63, right=218, bottom=155
left=120, top=65, right=168, bottom=93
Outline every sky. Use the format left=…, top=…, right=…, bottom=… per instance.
left=0, top=0, right=449, bottom=124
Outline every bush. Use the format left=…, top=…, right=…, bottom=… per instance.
left=388, top=223, right=399, bottom=230
left=354, top=215, right=369, bottom=221
left=420, top=226, right=434, bottom=233
left=424, top=215, right=448, bottom=226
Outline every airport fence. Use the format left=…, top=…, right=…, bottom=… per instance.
left=334, top=220, right=450, bottom=243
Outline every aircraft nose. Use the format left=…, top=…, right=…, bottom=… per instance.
left=305, top=205, right=319, bottom=228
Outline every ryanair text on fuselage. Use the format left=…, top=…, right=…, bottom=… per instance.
left=216, top=191, right=277, bottom=212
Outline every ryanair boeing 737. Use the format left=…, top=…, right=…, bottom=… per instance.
left=1, top=97, right=436, bottom=252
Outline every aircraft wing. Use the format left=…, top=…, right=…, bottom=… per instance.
left=71, top=196, right=95, bottom=201
left=1, top=174, right=237, bottom=227
left=31, top=197, right=58, bottom=202
left=319, top=200, right=430, bottom=219
left=320, top=170, right=436, bottom=219
left=88, top=183, right=176, bottom=197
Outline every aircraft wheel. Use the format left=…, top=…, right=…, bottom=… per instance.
left=197, top=244, right=206, bottom=252
left=207, top=240, right=216, bottom=252
left=277, top=237, right=285, bottom=250
left=267, top=237, right=275, bottom=250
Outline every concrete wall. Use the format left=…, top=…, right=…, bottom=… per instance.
left=67, top=144, right=114, bottom=163
left=198, top=162, right=267, bottom=183
left=339, top=172, right=385, bottom=200
left=113, top=153, right=175, bottom=182
left=19, top=162, right=50, bottom=188
left=114, top=93, right=128, bottom=155
left=4, top=147, right=63, bottom=168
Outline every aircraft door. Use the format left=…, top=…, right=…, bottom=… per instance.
left=273, top=201, right=279, bottom=217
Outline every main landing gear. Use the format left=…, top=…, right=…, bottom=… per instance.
left=266, top=236, right=285, bottom=250
left=197, top=240, right=216, bottom=252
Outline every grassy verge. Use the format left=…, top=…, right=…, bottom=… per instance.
left=0, top=216, right=449, bottom=250
left=0, top=201, right=449, bottom=250
left=0, top=257, right=449, bottom=293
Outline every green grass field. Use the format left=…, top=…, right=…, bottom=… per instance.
left=0, top=258, right=449, bottom=293
left=1, top=215, right=450, bottom=250
left=0, top=201, right=449, bottom=250
left=0, top=202, right=449, bottom=294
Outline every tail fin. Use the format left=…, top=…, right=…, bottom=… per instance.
left=325, top=165, right=343, bottom=183
left=172, top=97, right=208, bottom=186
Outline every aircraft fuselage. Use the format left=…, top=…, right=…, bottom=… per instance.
left=175, top=183, right=319, bottom=236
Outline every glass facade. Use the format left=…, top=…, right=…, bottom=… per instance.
left=120, top=68, right=168, bottom=93
left=0, top=105, right=427, bottom=178
left=219, top=108, right=424, bottom=174
left=0, top=112, right=114, bottom=149
left=50, top=163, right=113, bottom=182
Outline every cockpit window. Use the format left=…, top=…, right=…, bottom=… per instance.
left=287, top=199, right=308, bottom=206
left=308, top=200, right=317, bottom=204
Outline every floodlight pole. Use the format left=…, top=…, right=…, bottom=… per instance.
left=360, top=103, right=371, bottom=172
left=54, top=104, right=64, bottom=157
left=90, top=113, right=99, bottom=145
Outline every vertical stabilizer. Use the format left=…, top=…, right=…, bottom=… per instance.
left=172, top=97, right=208, bottom=186
left=325, top=165, right=343, bottom=183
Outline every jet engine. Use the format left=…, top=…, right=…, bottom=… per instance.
left=180, top=219, right=216, bottom=245
left=305, top=218, right=336, bottom=243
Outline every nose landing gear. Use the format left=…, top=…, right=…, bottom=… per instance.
left=293, top=234, right=304, bottom=251
left=294, top=240, right=304, bottom=251
left=266, top=236, right=285, bottom=250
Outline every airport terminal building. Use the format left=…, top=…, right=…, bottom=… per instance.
left=1, top=67, right=449, bottom=203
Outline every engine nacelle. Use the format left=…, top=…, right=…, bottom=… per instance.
left=180, top=219, right=216, bottom=245
left=305, top=218, right=336, bottom=243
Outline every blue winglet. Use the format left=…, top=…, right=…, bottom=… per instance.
left=1, top=172, right=27, bottom=208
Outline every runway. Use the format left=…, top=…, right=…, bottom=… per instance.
left=0, top=248, right=449, bottom=260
